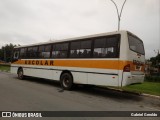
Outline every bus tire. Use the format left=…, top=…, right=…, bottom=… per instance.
left=60, top=73, right=73, bottom=90
left=18, top=68, right=24, bottom=80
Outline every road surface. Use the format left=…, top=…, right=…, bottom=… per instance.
left=0, top=72, right=159, bottom=120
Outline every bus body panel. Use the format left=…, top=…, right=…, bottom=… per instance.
left=88, top=73, right=118, bottom=86
left=71, top=72, right=88, bottom=84
left=11, top=30, right=145, bottom=88
left=122, top=72, right=144, bottom=86
left=24, top=66, right=54, bottom=80
left=121, top=32, right=145, bottom=86
left=11, top=59, right=120, bottom=86
left=118, top=32, right=129, bottom=86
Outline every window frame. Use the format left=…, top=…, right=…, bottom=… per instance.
left=17, top=34, right=120, bottom=59
left=69, top=39, right=92, bottom=58
left=93, top=34, right=120, bottom=58
left=51, top=42, right=69, bottom=59
left=127, top=32, right=145, bottom=55
left=20, top=47, right=28, bottom=59
left=38, top=44, right=51, bottom=59
left=26, top=46, right=38, bottom=59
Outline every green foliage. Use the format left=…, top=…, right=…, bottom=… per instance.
left=145, top=76, right=160, bottom=82
left=0, top=49, right=3, bottom=60
left=150, top=54, right=160, bottom=67
left=0, top=65, right=10, bottom=72
left=0, top=43, right=19, bottom=62
left=123, top=82, right=160, bottom=96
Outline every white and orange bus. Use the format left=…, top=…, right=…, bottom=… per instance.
left=11, top=30, right=145, bottom=90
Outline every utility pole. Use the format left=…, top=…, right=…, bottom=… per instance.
left=110, top=0, right=127, bottom=31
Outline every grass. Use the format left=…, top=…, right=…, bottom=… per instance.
left=122, top=82, right=160, bottom=96
left=0, top=65, right=10, bottom=72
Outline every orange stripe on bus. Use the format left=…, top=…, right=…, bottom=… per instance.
left=54, top=60, right=127, bottom=70
left=12, top=59, right=144, bottom=71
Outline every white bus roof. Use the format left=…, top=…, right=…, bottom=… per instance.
left=14, top=30, right=128, bottom=48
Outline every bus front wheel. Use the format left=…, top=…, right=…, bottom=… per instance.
left=60, top=73, right=73, bottom=90
left=18, top=68, right=24, bottom=80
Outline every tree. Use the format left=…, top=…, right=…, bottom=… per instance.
left=0, top=48, right=3, bottom=60
left=150, top=53, right=160, bottom=75
left=0, top=43, right=18, bottom=62
left=150, top=54, right=160, bottom=67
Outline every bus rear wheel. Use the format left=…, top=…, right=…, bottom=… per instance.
left=60, top=73, right=73, bottom=90
left=18, top=68, right=24, bottom=80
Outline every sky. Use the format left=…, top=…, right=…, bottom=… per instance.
left=0, top=0, right=159, bottom=59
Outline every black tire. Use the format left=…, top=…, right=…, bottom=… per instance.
left=60, top=73, right=73, bottom=90
left=18, top=68, right=24, bottom=80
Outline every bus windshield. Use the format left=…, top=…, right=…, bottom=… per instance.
left=128, top=33, right=145, bottom=55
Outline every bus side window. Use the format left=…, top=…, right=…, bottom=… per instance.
left=70, top=41, right=80, bottom=58
left=70, top=40, right=91, bottom=58
left=106, top=37, right=118, bottom=58
left=27, top=46, right=38, bottom=58
left=39, top=45, right=51, bottom=58
left=20, top=48, right=27, bottom=59
left=52, top=43, right=68, bottom=58
left=27, top=47, right=32, bottom=58
left=32, top=46, right=38, bottom=58
left=93, top=35, right=119, bottom=58
left=93, top=38, right=106, bottom=58
left=80, top=40, right=91, bottom=58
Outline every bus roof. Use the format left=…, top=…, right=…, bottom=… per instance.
left=14, top=30, right=128, bottom=48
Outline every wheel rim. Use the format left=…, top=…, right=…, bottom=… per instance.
left=62, top=75, right=70, bottom=88
left=18, top=70, right=23, bottom=79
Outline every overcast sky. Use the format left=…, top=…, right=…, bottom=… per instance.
left=0, top=0, right=159, bottom=59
